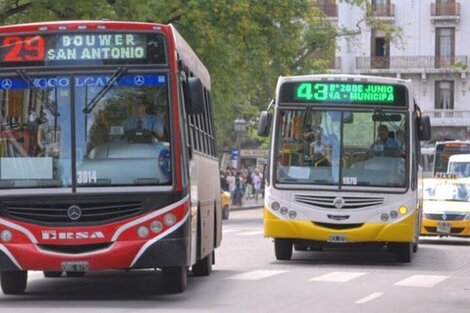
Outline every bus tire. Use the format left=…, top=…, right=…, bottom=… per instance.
left=192, top=251, right=212, bottom=277
left=274, top=238, right=293, bottom=260
left=222, top=205, right=230, bottom=220
left=391, top=242, right=413, bottom=263
left=1, top=271, right=27, bottom=295
left=413, top=241, right=419, bottom=253
left=43, top=271, right=62, bottom=278
left=162, top=266, right=187, bottom=293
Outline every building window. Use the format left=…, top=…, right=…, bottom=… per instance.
left=435, top=28, right=455, bottom=68
left=435, top=81, right=454, bottom=110
left=371, top=29, right=389, bottom=68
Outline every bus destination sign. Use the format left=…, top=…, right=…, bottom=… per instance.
left=279, top=81, right=407, bottom=107
left=0, top=32, right=166, bottom=66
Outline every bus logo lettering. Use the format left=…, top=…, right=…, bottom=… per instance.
left=41, top=230, right=105, bottom=240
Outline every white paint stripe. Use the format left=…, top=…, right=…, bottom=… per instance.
left=0, top=218, right=37, bottom=243
left=226, top=270, right=287, bottom=280
left=237, top=231, right=263, bottom=236
left=222, top=229, right=239, bottom=234
left=394, top=275, right=449, bottom=288
left=355, top=292, right=384, bottom=304
left=310, top=271, right=366, bottom=282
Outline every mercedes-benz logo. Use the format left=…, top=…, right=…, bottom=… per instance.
left=333, top=196, right=345, bottom=209
left=134, top=75, right=145, bottom=86
left=442, top=214, right=447, bottom=221
left=1, top=79, right=13, bottom=90
left=67, top=205, right=82, bottom=221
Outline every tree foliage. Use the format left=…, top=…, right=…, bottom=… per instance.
left=0, top=0, right=400, bottom=150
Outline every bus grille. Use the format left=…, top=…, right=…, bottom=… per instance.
left=424, top=213, right=466, bottom=221
left=295, top=194, right=384, bottom=209
left=313, top=222, right=364, bottom=230
left=424, top=226, right=464, bottom=234
left=37, top=243, right=112, bottom=254
left=4, top=201, right=143, bottom=224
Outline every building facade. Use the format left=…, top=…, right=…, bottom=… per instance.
left=320, top=0, right=470, bottom=141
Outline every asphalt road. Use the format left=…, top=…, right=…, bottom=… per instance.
left=1, top=207, right=469, bottom=313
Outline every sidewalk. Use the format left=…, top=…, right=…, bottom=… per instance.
left=231, top=196, right=264, bottom=211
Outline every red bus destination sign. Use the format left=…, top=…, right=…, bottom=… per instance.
left=0, top=32, right=166, bottom=66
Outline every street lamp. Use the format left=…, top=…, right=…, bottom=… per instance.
left=233, top=118, right=247, bottom=169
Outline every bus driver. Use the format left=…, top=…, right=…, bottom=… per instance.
left=122, top=95, right=164, bottom=142
left=369, top=124, right=401, bottom=157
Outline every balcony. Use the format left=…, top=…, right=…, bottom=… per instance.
left=431, top=2, right=460, bottom=22
left=427, top=110, right=470, bottom=127
left=371, top=4, right=395, bottom=20
left=355, top=56, right=467, bottom=73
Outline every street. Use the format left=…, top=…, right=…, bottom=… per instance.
left=1, top=207, right=469, bottom=313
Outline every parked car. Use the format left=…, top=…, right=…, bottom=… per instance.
left=421, top=177, right=470, bottom=237
left=221, top=191, right=231, bottom=220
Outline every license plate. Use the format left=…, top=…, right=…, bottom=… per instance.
left=62, top=261, right=89, bottom=272
left=437, top=221, right=451, bottom=233
left=327, top=234, right=348, bottom=243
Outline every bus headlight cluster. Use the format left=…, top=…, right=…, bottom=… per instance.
left=271, top=202, right=297, bottom=219
left=135, top=212, right=179, bottom=238
left=0, top=229, right=12, bottom=242
left=380, top=206, right=407, bottom=222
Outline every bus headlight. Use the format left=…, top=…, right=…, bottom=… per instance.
left=0, top=230, right=12, bottom=242
left=137, top=226, right=149, bottom=238
left=398, top=206, right=408, bottom=215
left=280, top=207, right=289, bottom=215
left=389, top=210, right=398, bottom=219
left=380, top=213, right=389, bottom=222
left=288, top=210, right=297, bottom=219
left=271, top=202, right=280, bottom=211
left=150, top=220, right=163, bottom=233
left=163, top=213, right=177, bottom=226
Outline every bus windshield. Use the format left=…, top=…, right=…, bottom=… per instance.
left=0, top=72, right=170, bottom=188
left=274, top=109, right=406, bottom=187
left=424, top=179, right=470, bottom=202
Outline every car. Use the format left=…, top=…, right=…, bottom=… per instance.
left=221, top=191, right=231, bottom=220
left=421, top=177, right=470, bottom=237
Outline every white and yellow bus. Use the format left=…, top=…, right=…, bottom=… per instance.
left=257, top=74, right=431, bottom=262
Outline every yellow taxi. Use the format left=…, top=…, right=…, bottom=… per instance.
left=421, top=176, right=470, bottom=237
left=221, top=191, right=231, bottom=220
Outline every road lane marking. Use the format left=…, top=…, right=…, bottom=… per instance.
left=355, top=292, right=383, bottom=304
left=310, top=271, right=366, bottom=282
left=226, top=270, right=287, bottom=280
left=394, top=275, right=449, bottom=288
left=237, top=230, right=264, bottom=236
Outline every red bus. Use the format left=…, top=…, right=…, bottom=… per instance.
left=0, top=20, right=221, bottom=294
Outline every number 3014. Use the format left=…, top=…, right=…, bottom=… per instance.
left=77, top=170, right=97, bottom=184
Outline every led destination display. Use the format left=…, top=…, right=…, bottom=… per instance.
left=279, top=81, right=408, bottom=107
left=0, top=32, right=166, bottom=66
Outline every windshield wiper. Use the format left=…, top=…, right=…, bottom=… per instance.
left=82, top=66, right=128, bottom=114
left=16, top=69, right=59, bottom=117
left=373, top=107, right=400, bottom=132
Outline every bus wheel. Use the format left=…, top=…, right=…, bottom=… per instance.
left=1, top=271, right=27, bottom=295
left=66, top=271, right=86, bottom=278
left=162, top=266, right=187, bottom=293
left=390, top=242, right=413, bottom=263
left=222, top=205, right=230, bottom=220
left=274, top=238, right=293, bottom=260
left=43, top=271, right=62, bottom=278
left=192, top=252, right=212, bottom=277
left=412, top=241, right=419, bottom=253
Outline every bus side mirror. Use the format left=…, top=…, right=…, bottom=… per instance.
left=418, top=115, right=431, bottom=141
left=257, top=111, right=272, bottom=137
left=184, top=77, right=205, bottom=115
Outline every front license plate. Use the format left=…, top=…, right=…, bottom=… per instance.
left=436, top=221, right=451, bottom=233
left=62, top=261, right=89, bottom=272
left=327, top=234, right=348, bottom=243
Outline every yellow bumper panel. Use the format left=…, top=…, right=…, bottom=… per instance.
left=264, top=208, right=416, bottom=243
